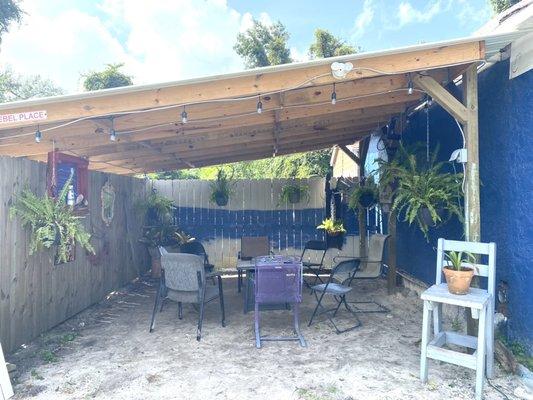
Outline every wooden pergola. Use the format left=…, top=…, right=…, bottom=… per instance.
left=0, top=32, right=521, bottom=252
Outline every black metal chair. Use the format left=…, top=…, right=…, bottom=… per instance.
left=180, top=241, right=215, bottom=274
left=308, top=258, right=362, bottom=334
left=149, top=248, right=225, bottom=341
left=300, top=240, right=328, bottom=289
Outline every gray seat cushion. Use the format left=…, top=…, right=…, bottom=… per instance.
left=166, top=284, right=219, bottom=304
left=311, top=283, right=352, bottom=295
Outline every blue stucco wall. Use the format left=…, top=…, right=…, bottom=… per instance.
left=396, top=60, right=533, bottom=350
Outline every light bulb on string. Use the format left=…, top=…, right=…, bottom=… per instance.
left=109, top=117, right=116, bottom=141
left=181, top=106, right=188, bottom=124
left=35, top=125, right=42, bottom=143
left=407, top=73, right=413, bottom=95
left=331, top=83, right=337, bottom=105
left=256, top=95, right=263, bottom=114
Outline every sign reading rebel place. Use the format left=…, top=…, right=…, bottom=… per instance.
left=0, top=110, right=48, bottom=125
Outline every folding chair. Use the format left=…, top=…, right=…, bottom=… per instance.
left=300, top=240, right=328, bottom=289
left=254, top=255, right=306, bottom=348
left=237, top=236, right=271, bottom=293
left=308, top=258, right=362, bottom=334
left=420, top=239, right=496, bottom=400
left=335, top=234, right=390, bottom=313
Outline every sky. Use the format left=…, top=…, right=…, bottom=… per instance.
left=0, top=0, right=494, bottom=93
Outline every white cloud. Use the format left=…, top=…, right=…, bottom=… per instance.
left=397, top=1, right=442, bottom=27
left=0, top=0, right=270, bottom=93
left=352, top=0, right=375, bottom=39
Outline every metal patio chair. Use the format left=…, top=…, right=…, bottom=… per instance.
left=420, top=239, right=496, bottom=400
left=237, top=236, right=271, bottom=293
left=334, top=234, right=390, bottom=313
left=308, top=258, right=362, bottom=334
left=254, top=255, right=306, bottom=348
left=300, top=240, right=328, bottom=289
left=149, top=248, right=225, bottom=341
left=180, top=241, right=215, bottom=274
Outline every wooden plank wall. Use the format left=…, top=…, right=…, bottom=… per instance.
left=0, top=156, right=148, bottom=353
left=152, top=178, right=361, bottom=268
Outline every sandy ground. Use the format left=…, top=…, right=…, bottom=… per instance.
left=7, top=276, right=525, bottom=400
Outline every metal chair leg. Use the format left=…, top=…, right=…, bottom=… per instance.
left=293, top=303, right=307, bottom=347
left=197, top=301, right=205, bottom=341
left=254, top=303, right=261, bottom=348
left=218, top=276, right=226, bottom=327
left=149, top=285, right=162, bottom=333
left=237, top=269, right=243, bottom=293
left=308, top=289, right=327, bottom=327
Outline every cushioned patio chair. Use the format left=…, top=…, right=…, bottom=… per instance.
left=308, top=258, right=362, bottom=334
left=149, top=248, right=225, bottom=341
left=180, top=241, right=215, bottom=274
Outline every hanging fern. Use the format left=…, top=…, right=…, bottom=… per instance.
left=10, top=175, right=95, bottom=263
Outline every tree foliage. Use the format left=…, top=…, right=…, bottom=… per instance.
left=0, top=68, right=64, bottom=103
left=489, top=0, right=519, bottom=13
left=234, top=19, right=292, bottom=68
left=309, top=29, right=358, bottom=59
left=82, top=63, right=133, bottom=91
left=0, top=0, right=23, bottom=43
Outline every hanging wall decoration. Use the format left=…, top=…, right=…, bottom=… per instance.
left=101, top=180, right=116, bottom=226
left=47, top=151, right=89, bottom=212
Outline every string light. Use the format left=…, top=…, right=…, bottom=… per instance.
left=407, top=73, right=413, bottom=95
left=331, top=83, right=337, bottom=105
left=181, top=106, right=188, bottom=124
left=109, top=117, right=116, bottom=141
left=35, top=125, right=42, bottom=143
left=256, top=95, right=262, bottom=114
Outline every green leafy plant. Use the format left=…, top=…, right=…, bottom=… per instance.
left=377, top=143, right=463, bottom=240
left=135, top=190, right=174, bottom=226
left=10, top=175, right=95, bottom=263
left=209, top=169, right=234, bottom=206
left=279, top=183, right=310, bottom=205
left=348, top=178, right=379, bottom=210
left=139, top=224, right=179, bottom=248
left=316, top=218, right=346, bottom=236
left=444, top=251, right=476, bottom=271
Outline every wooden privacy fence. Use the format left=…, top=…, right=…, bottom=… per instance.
left=0, top=157, right=148, bottom=353
left=152, top=178, right=361, bottom=268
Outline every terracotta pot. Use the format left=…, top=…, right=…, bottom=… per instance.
left=442, top=266, right=474, bottom=295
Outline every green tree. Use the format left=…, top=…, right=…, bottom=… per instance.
left=82, top=63, right=133, bottom=91
left=489, top=0, right=519, bottom=13
left=0, top=0, right=23, bottom=44
left=0, top=68, right=64, bottom=103
left=234, top=19, right=292, bottom=68
left=309, top=28, right=358, bottom=59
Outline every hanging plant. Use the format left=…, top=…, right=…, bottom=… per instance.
left=10, top=174, right=95, bottom=264
left=348, top=178, right=379, bottom=210
left=377, top=143, right=463, bottom=241
left=135, top=190, right=175, bottom=226
left=316, top=217, right=346, bottom=237
left=278, top=183, right=310, bottom=205
left=209, top=169, right=234, bottom=206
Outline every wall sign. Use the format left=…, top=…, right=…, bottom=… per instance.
left=101, top=180, right=116, bottom=227
left=0, top=110, right=47, bottom=125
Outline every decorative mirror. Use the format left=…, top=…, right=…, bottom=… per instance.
left=101, top=180, right=116, bottom=226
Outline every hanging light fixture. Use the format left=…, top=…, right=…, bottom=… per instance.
left=109, top=117, right=116, bottom=141
left=256, top=95, right=263, bottom=114
left=181, top=106, right=188, bottom=124
left=331, top=83, right=337, bottom=105
left=407, top=73, right=413, bottom=95
left=35, top=125, right=42, bottom=143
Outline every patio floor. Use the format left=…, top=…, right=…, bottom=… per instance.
left=7, top=276, right=522, bottom=400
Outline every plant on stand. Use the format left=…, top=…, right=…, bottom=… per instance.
left=443, top=250, right=476, bottom=294
left=139, top=224, right=179, bottom=277
left=317, top=217, right=346, bottom=250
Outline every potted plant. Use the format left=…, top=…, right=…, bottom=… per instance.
left=443, top=251, right=476, bottom=295
left=279, top=183, right=310, bottom=205
left=10, top=175, right=95, bottom=264
left=135, top=190, right=175, bottom=226
left=139, top=224, right=179, bottom=277
left=377, top=143, right=463, bottom=241
left=317, top=217, right=346, bottom=249
left=348, top=178, right=379, bottom=209
left=209, top=169, right=233, bottom=207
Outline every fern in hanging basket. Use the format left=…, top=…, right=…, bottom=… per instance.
left=10, top=175, right=95, bottom=263
left=278, top=183, right=310, bottom=205
left=348, top=178, right=379, bottom=210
